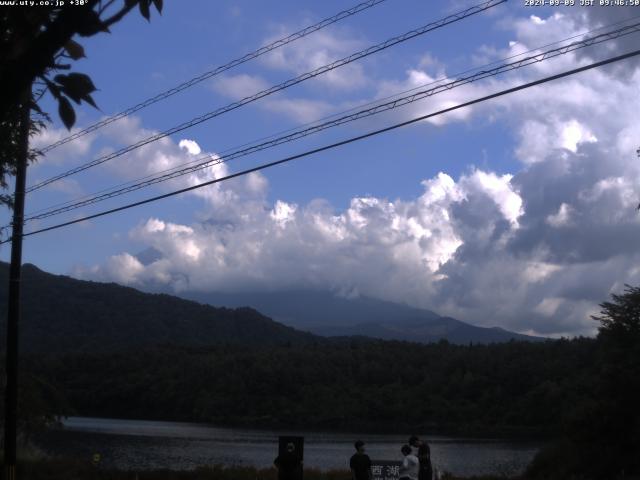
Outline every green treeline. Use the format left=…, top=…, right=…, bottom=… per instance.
left=8, top=280, right=640, bottom=478
left=526, top=285, right=640, bottom=479
left=25, top=338, right=596, bottom=436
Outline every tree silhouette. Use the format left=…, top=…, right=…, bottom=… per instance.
left=526, top=286, right=640, bottom=479
left=591, top=285, right=640, bottom=476
left=0, top=0, right=163, bottom=207
left=593, top=284, right=640, bottom=341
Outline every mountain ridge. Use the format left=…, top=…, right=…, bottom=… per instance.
left=0, top=261, right=543, bottom=352
left=179, top=289, right=544, bottom=344
left=0, top=262, right=319, bottom=354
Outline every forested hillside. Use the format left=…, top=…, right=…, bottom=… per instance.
left=0, top=263, right=318, bottom=353
left=25, top=338, right=595, bottom=436
left=0, top=262, right=535, bottom=353
left=3, top=261, right=638, bottom=478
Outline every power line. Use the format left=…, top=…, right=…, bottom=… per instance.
left=26, top=12, right=640, bottom=220
left=37, top=0, right=390, bottom=155
left=5, top=47, right=639, bottom=245
left=21, top=20, right=640, bottom=224
left=25, top=0, right=507, bottom=194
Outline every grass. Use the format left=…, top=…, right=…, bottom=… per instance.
left=12, top=458, right=518, bottom=480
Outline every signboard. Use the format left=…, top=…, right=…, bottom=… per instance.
left=371, top=460, right=402, bottom=480
left=276, top=436, right=304, bottom=480
left=278, top=436, right=304, bottom=462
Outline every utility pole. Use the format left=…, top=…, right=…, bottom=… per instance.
left=3, top=87, right=31, bottom=480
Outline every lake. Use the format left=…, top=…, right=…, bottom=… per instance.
left=34, top=417, right=541, bottom=478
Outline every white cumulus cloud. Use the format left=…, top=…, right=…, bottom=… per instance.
left=70, top=9, right=640, bottom=339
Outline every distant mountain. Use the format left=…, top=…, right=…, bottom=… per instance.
left=0, top=262, right=319, bottom=354
left=180, top=290, right=544, bottom=344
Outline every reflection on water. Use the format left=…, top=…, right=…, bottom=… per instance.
left=34, top=417, right=540, bottom=477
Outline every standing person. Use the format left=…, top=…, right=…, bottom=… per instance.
left=274, top=442, right=302, bottom=480
left=350, top=440, right=372, bottom=480
left=408, top=436, right=433, bottom=480
left=399, top=445, right=419, bottom=480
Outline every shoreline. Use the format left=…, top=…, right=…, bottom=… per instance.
left=56, top=414, right=551, bottom=441
left=15, top=457, right=521, bottom=480
left=32, top=419, right=538, bottom=478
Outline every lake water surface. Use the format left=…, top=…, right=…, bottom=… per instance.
left=36, top=417, right=541, bottom=478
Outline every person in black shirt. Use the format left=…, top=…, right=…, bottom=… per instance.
left=274, top=442, right=302, bottom=480
left=408, top=436, right=433, bottom=480
left=350, top=440, right=372, bottom=480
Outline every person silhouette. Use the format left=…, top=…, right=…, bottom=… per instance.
left=350, top=440, right=372, bottom=480
left=408, top=436, right=433, bottom=480
left=399, top=444, right=419, bottom=480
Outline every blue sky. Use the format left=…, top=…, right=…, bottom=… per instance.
left=2, top=0, right=640, bottom=336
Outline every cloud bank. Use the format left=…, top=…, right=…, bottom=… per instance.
left=72, top=11, right=640, bottom=337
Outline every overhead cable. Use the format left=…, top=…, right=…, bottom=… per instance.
left=21, top=20, right=640, bottom=223
left=26, top=0, right=507, bottom=194
left=37, top=0, right=391, bottom=154
left=4, top=47, right=638, bottom=244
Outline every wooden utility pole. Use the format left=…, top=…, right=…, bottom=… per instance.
left=3, top=87, right=31, bottom=480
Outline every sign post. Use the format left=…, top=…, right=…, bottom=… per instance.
left=276, top=436, right=304, bottom=480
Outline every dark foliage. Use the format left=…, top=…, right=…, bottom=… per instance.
left=13, top=460, right=492, bottom=480
left=526, top=285, right=640, bottom=479
left=0, top=263, right=319, bottom=353
left=0, top=261, right=602, bottom=438
left=23, top=338, right=597, bottom=437
left=3, top=261, right=638, bottom=476
left=0, top=366, right=70, bottom=446
left=0, top=0, right=162, bottom=208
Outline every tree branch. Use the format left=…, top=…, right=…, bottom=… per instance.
left=99, top=0, right=118, bottom=15
left=0, top=0, right=101, bottom=113
left=101, top=2, right=137, bottom=29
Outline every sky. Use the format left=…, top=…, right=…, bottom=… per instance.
left=1, top=0, right=640, bottom=337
